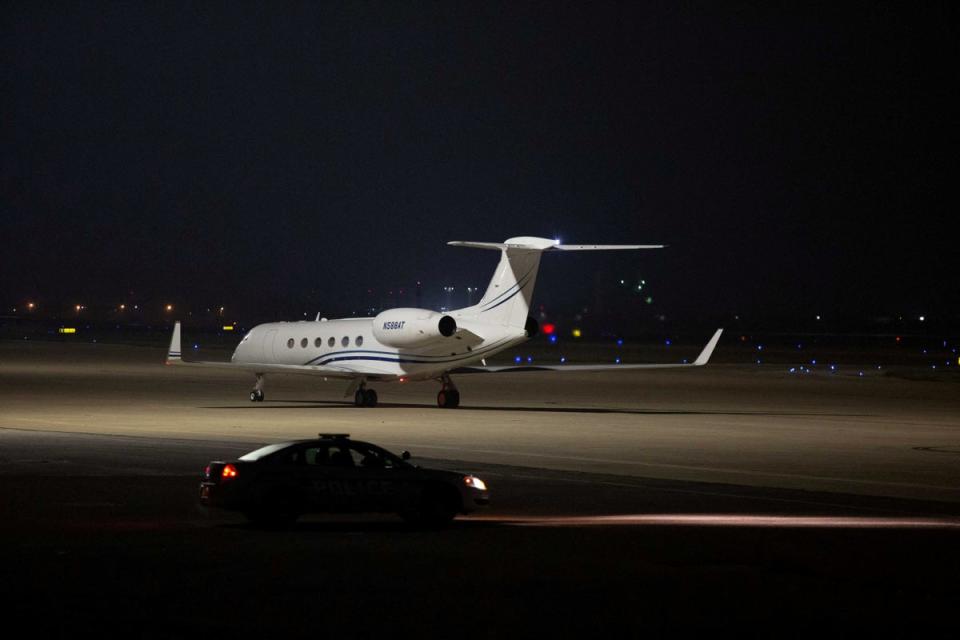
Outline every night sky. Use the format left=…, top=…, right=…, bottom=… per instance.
left=2, top=2, right=956, bottom=326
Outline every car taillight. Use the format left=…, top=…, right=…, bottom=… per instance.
left=221, top=464, right=238, bottom=480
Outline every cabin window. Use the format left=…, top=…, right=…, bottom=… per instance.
left=314, top=337, right=322, bottom=348
left=328, top=337, right=335, bottom=347
left=356, top=335, right=364, bottom=347
left=287, top=338, right=294, bottom=349
left=300, top=338, right=308, bottom=348
left=341, top=336, right=350, bottom=347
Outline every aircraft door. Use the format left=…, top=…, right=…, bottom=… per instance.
left=264, top=329, right=279, bottom=360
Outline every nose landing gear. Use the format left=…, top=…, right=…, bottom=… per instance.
left=250, top=373, right=265, bottom=402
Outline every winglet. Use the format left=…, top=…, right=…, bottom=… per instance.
left=693, top=329, right=723, bottom=366
left=166, top=322, right=182, bottom=364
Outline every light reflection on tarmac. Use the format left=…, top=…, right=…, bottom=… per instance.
left=472, top=513, right=960, bottom=528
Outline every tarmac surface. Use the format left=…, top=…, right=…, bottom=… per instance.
left=2, top=340, right=959, bottom=635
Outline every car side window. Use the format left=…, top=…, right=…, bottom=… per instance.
left=327, top=445, right=355, bottom=467
left=351, top=444, right=392, bottom=469
left=304, top=446, right=331, bottom=466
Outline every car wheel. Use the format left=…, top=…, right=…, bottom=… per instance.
left=245, top=488, right=300, bottom=528
left=400, top=485, right=459, bottom=528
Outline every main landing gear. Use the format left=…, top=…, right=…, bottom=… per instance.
left=354, top=384, right=378, bottom=408
left=436, top=374, right=460, bottom=409
left=249, top=373, right=265, bottom=402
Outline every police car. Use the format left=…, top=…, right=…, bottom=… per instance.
left=199, top=434, right=490, bottom=526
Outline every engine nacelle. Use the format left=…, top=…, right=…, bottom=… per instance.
left=372, top=308, right=457, bottom=348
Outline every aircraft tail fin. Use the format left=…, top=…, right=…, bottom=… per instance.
left=448, top=236, right=664, bottom=329
left=166, top=322, right=182, bottom=364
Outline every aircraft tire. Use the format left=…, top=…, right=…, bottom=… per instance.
left=354, top=390, right=365, bottom=407
left=437, top=390, right=460, bottom=409
left=364, top=389, right=378, bottom=407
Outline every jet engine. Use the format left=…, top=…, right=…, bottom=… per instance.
left=372, top=308, right=458, bottom=348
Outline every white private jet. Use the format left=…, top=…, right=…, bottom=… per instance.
left=166, top=236, right=722, bottom=408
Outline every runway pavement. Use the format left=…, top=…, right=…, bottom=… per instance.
left=2, top=340, right=959, bottom=502
left=2, top=340, right=960, bottom=635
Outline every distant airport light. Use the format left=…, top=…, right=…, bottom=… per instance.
left=816, top=315, right=821, bottom=320
left=542, top=323, right=556, bottom=335
left=572, top=328, right=582, bottom=338
left=919, top=315, right=926, bottom=322
left=560, top=356, right=566, bottom=363
left=165, top=304, right=173, bottom=312
left=616, top=339, right=623, bottom=346
left=514, top=356, right=522, bottom=363
left=526, top=356, right=533, bottom=363
left=549, top=335, right=558, bottom=344
left=615, top=357, right=621, bottom=364
left=59, top=327, right=76, bottom=334
left=665, top=339, right=671, bottom=346
left=27, top=302, right=35, bottom=310
left=119, top=304, right=126, bottom=310
left=222, top=325, right=234, bottom=331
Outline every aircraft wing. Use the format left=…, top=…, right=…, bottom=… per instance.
left=454, top=329, right=723, bottom=373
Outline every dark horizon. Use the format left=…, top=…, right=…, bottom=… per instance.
left=3, top=3, right=957, bottom=327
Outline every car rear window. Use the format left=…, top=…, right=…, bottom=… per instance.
left=238, top=443, right=291, bottom=461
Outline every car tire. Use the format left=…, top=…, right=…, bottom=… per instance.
left=244, top=488, right=300, bottom=528
left=400, top=485, right=459, bottom=528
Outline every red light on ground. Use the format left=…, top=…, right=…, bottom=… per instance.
left=542, top=323, right=555, bottom=335
left=221, top=464, right=238, bottom=480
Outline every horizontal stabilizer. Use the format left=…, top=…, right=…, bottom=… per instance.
left=449, top=237, right=664, bottom=252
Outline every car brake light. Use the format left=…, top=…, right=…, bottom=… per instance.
left=221, top=464, right=238, bottom=480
